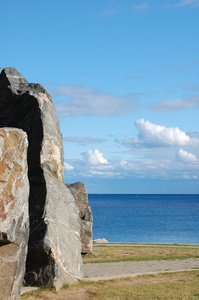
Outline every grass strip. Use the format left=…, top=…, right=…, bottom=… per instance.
left=83, top=254, right=199, bottom=264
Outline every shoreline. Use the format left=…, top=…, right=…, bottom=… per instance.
left=93, top=242, right=199, bottom=247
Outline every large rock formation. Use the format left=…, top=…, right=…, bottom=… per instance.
left=0, top=68, right=83, bottom=290
left=0, top=128, right=29, bottom=300
left=66, top=182, right=92, bottom=254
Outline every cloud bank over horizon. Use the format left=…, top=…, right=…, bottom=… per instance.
left=63, top=119, right=199, bottom=183
left=64, top=145, right=199, bottom=182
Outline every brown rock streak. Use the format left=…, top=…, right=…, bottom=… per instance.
left=0, top=128, right=29, bottom=300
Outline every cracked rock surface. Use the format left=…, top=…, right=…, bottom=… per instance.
left=0, top=128, right=29, bottom=300
left=66, top=182, right=93, bottom=254
left=0, top=68, right=83, bottom=291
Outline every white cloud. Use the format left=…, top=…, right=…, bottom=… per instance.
left=64, top=136, right=104, bottom=144
left=120, top=157, right=171, bottom=174
left=182, top=174, right=198, bottom=179
left=77, top=149, right=120, bottom=178
left=64, top=162, right=74, bottom=171
left=117, top=154, right=199, bottom=180
left=182, top=174, right=191, bottom=179
left=125, top=119, right=199, bottom=147
left=149, top=96, right=199, bottom=112
left=188, top=132, right=199, bottom=139
left=168, top=0, right=199, bottom=7
left=120, top=160, right=128, bottom=167
left=182, top=83, right=199, bottom=91
left=97, top=6, right=121, bottom=17
left=177, top=149, right=198, bottom=162
left=89, top=170, right=120, bottom=177
left=81, top=149, right=108, bottom=166
left=131, top=3, right=149, bottom=10
left=64, top=146, right=199, bottom=181
left=54, top=85, right=138, bottom=117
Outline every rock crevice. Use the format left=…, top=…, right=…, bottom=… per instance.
left=0, top=68, right=84, bottom=292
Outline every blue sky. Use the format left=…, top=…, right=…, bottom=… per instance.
left=1, top=0, right=199, bottom=193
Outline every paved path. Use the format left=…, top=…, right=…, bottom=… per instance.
left=83, top=258, right=199, bottom=281
left=21, top=258, right=199, bottom=294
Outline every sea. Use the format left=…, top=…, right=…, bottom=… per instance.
left=88, top=194, right=199, bottom=244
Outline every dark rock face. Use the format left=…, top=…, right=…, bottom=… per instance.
left=0, top=128, right=29, bottom=300
left=66, top=182, right=93, bottom=254
left=0, top=68, right=83, bottom=290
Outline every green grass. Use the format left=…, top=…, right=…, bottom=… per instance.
left=21, top=244, right=199, bottom=299
left=78, top=271, right=199, bottom=300
left=84, top=254, right=199, bottom=264
left=83, top=243, right=199, bottom=264
left=21, top=271, right=199, bottom=300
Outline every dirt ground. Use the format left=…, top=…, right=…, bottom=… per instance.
left=21, top=272, right=199, bottom=300
left=21, top=244, right=199, bottom=299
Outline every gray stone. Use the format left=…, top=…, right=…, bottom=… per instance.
left=20, top=287, right=38, bottom=295
left=0, top=128, right=29, bottom=300
left=0, top=68, right=83, bottom=290
left=93, top=238, right=108, bottom=244
left=66, top=182, right=93, bottom=254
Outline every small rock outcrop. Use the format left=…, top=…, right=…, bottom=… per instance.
left=0, top=68, right=83, bottom=290
left=0, top=128, right=29, bottom=300
left=66, top=182, right=93, bottom=254
left=93, top=238, right=108, bottom=244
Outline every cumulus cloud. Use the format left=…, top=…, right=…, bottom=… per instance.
left=54, top=85, right=138, bottom=117
left=149, top=96, right=199, bottom=112
left=64, top=162, right=74, bottom=171
left=177, top=149, right=198, bottom=162
left=64, top=136, right=105, bottom=144
left=63, top=146, right=199, bottom=181
left=81, top=149, right=108, bottom=166
left=125, top=119, right=199, bottom=147
left=77, top=149, right=121, bottom=178
left=168, top=0, right=199, bottom=7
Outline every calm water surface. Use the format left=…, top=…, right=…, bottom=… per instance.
left=88, top=194, right=199, bottom=244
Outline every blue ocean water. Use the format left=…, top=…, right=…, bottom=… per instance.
left=88, top=194, right=199, bottom=244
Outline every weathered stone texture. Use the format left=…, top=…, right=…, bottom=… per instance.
left=66, top=182, right=93, bottom=254
left=93, top=238, right=108, bottom=244
left=0, top=68, right=83, bottom=290
left=0, top=128, right=29, bottom=300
